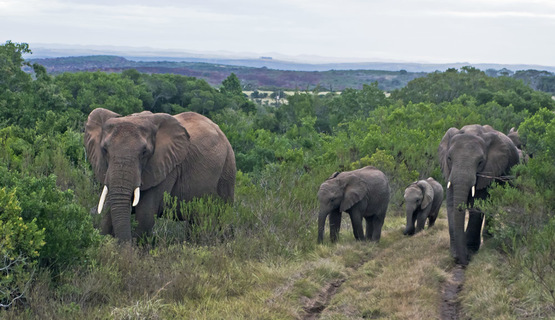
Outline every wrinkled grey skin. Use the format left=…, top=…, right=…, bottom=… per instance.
left=439, top=124, right=519, bottom=265
left=403, top=178, right=443, bottom=236
left=317, top=166, right=390, bottom=243
left=85, top=108, right=236, bottom=241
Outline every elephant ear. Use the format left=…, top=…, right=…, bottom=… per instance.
left=141, top=113, right=191, bottom=190
left=416, top=180, right=434, bottom=209
left=477, top=131, right=519, bottom=190
left=84, top=108, right=121, bottom=183
left=438, top=127, right=459, bottom=180
left=340, top=177, right=366, bottom=212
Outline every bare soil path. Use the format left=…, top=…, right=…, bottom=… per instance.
left=440, top=265, right=465, bottom=320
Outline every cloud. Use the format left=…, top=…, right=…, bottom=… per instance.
left=1, top=0, right=554, bottom=65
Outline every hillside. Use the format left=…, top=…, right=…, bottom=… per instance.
left=28, top=55, right=555, bottom=94
left=27, top=55, right=426, bottom=91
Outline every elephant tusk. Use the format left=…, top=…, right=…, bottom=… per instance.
left=132, top=187, right=140, bottom=207
left=97, top=185, right=108, bottom=214
left=471, top=186, right=475, bottom=197
left=447, top=181, right=451, bottom=189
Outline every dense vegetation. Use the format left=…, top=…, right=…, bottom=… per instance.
left=2, top=41, right=554, bottom=318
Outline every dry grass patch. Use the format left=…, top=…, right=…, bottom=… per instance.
left=320, top=216, right=453, bottom=319
left=463, top=245, right=555, bottom=319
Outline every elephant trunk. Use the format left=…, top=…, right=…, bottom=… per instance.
left=404, top=204, right=417, bottom=236
left=105, top=158, right=141, bottom=241
left=109, top=189, right=134, bottom=241
left=317, top=210, right=328, bottom=244
left=449, top=170, right=476, bottom=266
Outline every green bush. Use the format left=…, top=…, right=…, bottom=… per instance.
left=1, top=174, right=99, bottom=270
left=0, top=188, right=45, bottom=307
left=159, top=194, right=235, bottom=246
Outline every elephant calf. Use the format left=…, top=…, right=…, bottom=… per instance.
left=317, top=166, right=390, bottom=243
left=403, top=178, right=443, bottom=236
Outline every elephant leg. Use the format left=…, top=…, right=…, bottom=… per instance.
left=428, top=214, right=437, bottom=228
left=365, top=216, right=373, bottom=240
left=349, top=211, right=365, bottom=241
left=466, top=208, right=484, bottom=254
left=101, top=211, right=113, bottom=236
left=135, top=174, right=178, bottom=239
left=415, top=210, right=428, bottom=233
left=446, top=189, right=456, bottom=257
left=369, top=214, right=385, bottom=242
left=329, top=212, right=342, bottom=243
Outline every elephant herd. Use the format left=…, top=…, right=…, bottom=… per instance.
left=85, top=108, right=521, bottom=266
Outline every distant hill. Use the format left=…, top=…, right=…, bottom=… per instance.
left=26, top=54, right=555, bottom=94
left=27, top=55, right=428, bottom=91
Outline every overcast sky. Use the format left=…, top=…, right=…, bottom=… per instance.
left=1, top=0, right=555, bottom=65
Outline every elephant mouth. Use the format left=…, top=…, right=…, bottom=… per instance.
left=97, top=185, right=140, bottom=214
left=446, top=180, right=476, bottom=198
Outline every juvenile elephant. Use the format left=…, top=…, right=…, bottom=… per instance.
left=438, top=124, right=519, bottom=265
left=317, top=166, right=390, bottom=243
left=403, top=178, right=443, bottom=236
left=84, top=108, right=236, bottom=241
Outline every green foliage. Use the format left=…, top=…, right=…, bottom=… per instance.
left=391, top=66, right=555, bottom=114
left=1, top=174, right=100, bottom=269
left=0, top=188, right=45, bottom=307
left=220, top=73, right=243, bottom=96
left=55, top=71, right=145, bottom=116
left=160, top=194, right=234, bottom=246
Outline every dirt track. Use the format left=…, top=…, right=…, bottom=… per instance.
left=281, top=216, right=466, bottom=319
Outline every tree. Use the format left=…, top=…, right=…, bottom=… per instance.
left=221, top=73, right=243, bottom=96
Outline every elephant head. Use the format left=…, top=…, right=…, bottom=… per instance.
left=403, top=180, right=433, bottom=236
left=438, top=124, right=519, bottom=265
left=317, top=171, right=366, bottom=243
left=84, top=108, right=190, bottom=240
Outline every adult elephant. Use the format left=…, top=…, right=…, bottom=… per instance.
left=438, top=124, right=519, bottom=265
left=403, top=177, right=443, bottom=236
left=317, top=166, right=390, bottom=243
left=84, top=108, right=236, bottom=241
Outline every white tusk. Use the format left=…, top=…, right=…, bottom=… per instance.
left=97, top=185, right=108, bottom=214
left=132, top=187, right=140, bottom=207
left=447, top=181, right=451, bottom=189
left=471, top=186, right=475, bottom=197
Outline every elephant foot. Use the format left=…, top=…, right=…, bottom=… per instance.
left=454, top=255, right=469, bottom=267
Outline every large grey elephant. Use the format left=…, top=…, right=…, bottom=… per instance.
left=317, top=166, right=390, bottom=243
left=438, top=124, right=519, bottom=265
left=403, top=177, right=443, bottom=236
left=84, top=108, right=236, bottom=241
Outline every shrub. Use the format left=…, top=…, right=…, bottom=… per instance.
left=159, top=194, right=235, bottom=246
left=1, top=174, right=99, bottom=270
left=0, top=188, right=45, bottom=308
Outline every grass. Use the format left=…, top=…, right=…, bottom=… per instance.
left=319, top=213, right=454, bottom=320
left=463, top=242, right=555, bottom=319
left=3, top=199, right=554, bottom=319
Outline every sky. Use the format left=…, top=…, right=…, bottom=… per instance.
left=1, top=0, right=555, bottom=66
